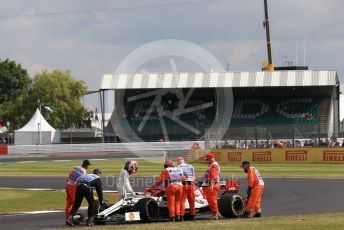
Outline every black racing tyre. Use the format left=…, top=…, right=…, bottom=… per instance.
left=94, top=218, right=107, bottom=225
left=218, top=194, right=244, bottom=218
left=134, top=198, right=159, bottom=222
left=72, top=213, right=84, bottom=225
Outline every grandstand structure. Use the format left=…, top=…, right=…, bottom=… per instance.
left=99, top=70, right=339, bottom=142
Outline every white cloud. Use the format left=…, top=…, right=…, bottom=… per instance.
left=0, top=0, right=343, bottom=94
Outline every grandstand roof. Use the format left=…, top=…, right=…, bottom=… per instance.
left=100, top=70, right=338, bottom=90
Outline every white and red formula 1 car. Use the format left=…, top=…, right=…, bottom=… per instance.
left=88, top=180, right=244, bottom=224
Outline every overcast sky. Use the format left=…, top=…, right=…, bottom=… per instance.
left=1, top=0, right=343, bottom=109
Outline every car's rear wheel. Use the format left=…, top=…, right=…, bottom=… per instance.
left=218, top=194, right=244, bottom=218
left=72, top=213, right=84, bottom=225
left=135, top=198, right=159, bottom=222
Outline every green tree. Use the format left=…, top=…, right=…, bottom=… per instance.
left=0, top=59, right=31, bottom=129
left=0, top=59, right=31, bottom=103
left=30, top=69, right=88, bottom=129
left=0, top=91, right=33, bottom=129
left=1, top=69, right=88, bottom=129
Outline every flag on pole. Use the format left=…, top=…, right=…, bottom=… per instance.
left=42, top=105, right=53, bottom=113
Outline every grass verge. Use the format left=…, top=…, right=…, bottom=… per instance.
left=58, top=212, right=344, bottom=230
left=0, top=160, right=343, bottom=178
left=0, top=188, right=117, bottom=214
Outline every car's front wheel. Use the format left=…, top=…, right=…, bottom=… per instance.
left=135, top=198, right=159, bottom=222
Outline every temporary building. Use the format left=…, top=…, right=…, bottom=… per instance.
left=15, top=108, right=60, bottom=145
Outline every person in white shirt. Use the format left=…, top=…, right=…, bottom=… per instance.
left=116, top=160, right=139, bottom=199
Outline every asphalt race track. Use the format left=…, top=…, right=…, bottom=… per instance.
left=0, top=176, right=157, bottom=191
left=0, top=151, right=158, bottom=163
left=1, top=177, right=344, bottom=229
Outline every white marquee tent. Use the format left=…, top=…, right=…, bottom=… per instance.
left=0, top=127, right=7, bottom=133
left=15, top=108, right=60, bottom=145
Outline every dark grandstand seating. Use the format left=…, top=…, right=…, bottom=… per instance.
left=123, top=96, right=328, bottom=131
left=120, top=94, right=216, bottom=140
left=124, top=97, right=215, bottom=127
left=115, top=87, right=333, bottom=141
left=230, top=96, right=326, bottom=127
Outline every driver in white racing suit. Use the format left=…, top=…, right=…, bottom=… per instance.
left=116, top=160, right=139, bottom=199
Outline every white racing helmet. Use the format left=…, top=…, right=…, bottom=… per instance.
left=125, top=160, right=139, bottom=174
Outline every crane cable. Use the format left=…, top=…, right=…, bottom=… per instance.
left=0, top=0, right=228, bottom=19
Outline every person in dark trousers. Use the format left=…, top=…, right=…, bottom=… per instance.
left=66, top=168, right=103, bottom=227
left=65, top=160, right=91, bottom=222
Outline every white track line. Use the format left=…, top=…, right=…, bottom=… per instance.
left=0, top=208, right=90, bottom=217
left=104, top=190, right=118, bottom=193
left=20, top=210, right=62, bottom=214
left=0, top=187, right=65, bottom=192
left=16, top=161, right=38, bottom=163
left=123, top=158, right=144, bottom=160
left=89, top=158, right=107, bottom=161
left=0, top=210, right=63, bottom=217
left=52, top=160, right=71, bottom=162
left=24, top=188, right=64, bottom=191
left=0, top=187, right=118, bottom=193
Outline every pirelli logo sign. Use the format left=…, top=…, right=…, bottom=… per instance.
left=227, top=152, right=242, bottom=162
left=253, top=151, right=271, bottom=162
left=323, top=151, right=344, bottom=162
left=285, top=150, right=308, bottom=161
